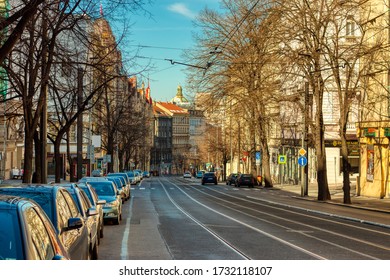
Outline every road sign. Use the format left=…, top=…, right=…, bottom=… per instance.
left=298, top=156, right=308, bottom=166
left=255, top=151, right=261, bottom=165
left=278, top=155, right=287, bottom=164
left=299, top=148, right=307, bottom=156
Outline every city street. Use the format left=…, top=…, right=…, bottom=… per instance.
left=98, top=176, right=390, bottom=260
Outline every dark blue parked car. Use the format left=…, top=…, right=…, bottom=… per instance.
left=0, top=185, right=90, bottom=260
left=0, top=194, right=69, bottom=260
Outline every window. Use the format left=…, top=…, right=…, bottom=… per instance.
left=56, top=191, right=73, bottom=231
left=62, top=190, right=79, bottom=217
left=25, top=207, right=55, bottom=260
left=346, top=17, right=356, bottom=36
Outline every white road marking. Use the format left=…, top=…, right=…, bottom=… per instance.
left=120, top=196, right=134, bottom=259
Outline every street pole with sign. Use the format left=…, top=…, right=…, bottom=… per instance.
left=300, top=81, right=310, bottom=196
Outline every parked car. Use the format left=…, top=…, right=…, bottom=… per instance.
left=59, top=184, right=99, bottom=259
left=0, top=194, right=69, bottom=260
left=91, top=169, right=103, bottom=177
left=142, top=171, right=150, bottom=178
left=106, top=176, right=126, bottom=203
left=76, top=182, right=106, bottom=241
left=134, top=169, right=143, bottom=180
left=235, top=174, right=256, bottom=188
left=196, top=170, right=206, bottom=179
left=79, top=176, right=108, bottom=183
left=107, top=173, right=131, bottom=199
left=125, top=171, right=137, bottom=185
left=201, top=172, right=218, bottom=185
left=133, top=171, right=142, bottom=182
left=10, top=168, right=23, bottom=179
left=226, top=173, right=238, bottom=185
left=183, top=171, right=192, bottom=179
left=87, top=181, right=122, bottom=225
left=0, top=184, right=90, bottom=260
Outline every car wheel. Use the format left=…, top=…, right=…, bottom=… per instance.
left=100, top=225, right=104, bottom=238
left=91, top=242, right=98, bottom=260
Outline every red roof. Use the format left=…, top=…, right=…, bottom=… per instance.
left=157, top=102, right=188, bottom=115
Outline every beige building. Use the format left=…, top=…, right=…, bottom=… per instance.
left=356, top=0, right=390, bottom=198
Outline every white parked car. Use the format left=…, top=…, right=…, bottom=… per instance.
left=183, top=171, right=192, bottom=179
left=134, top=170, right=142, bottom=182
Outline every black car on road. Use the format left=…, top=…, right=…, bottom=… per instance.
left=201, top=172, right=218, bottom=185
left=226, top=173, right=238, bottom=185
left=235, top=174, right=256, bottom=188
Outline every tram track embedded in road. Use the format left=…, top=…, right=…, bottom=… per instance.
left=159, top=178, right=326, bottom=260
left=157, top=179, right=251, bottom=260
left=186, top=183, right=390, bottom=259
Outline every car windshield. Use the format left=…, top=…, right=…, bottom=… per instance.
left=204, top=173, right=214, bottom=177
left=0, top=210, right=23, bottom=260
left=89, top=182, right=115, bottom=196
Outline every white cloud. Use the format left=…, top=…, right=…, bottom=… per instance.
left=167, top=3, right=197, bottom=19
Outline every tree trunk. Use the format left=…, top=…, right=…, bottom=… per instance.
left=341, top=133, right=351, bottom=204
left=22, top=132, right=34, bottom=183
left=33, top=130, right=42, bottom=183
left=262, top=145, right=273, bottom=188
left=315, top=95, right=331, bottom=201
left=54, top=137, right=62, bottom=183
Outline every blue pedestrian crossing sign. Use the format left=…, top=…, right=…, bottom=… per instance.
left=278, top=155, right=287, bottom=164
left=255, top=151, right=261, bottom=164
left=298, top=156, right=308, bottom=166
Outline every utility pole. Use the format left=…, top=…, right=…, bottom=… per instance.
left=300, top=81, right=309, bottom=196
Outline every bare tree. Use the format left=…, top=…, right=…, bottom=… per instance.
left=4, top=0, right=152, bottom=182
left=186, top=0, right=282, bottom=187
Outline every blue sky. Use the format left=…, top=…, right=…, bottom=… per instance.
left=113, top=1, right=221, bottom=102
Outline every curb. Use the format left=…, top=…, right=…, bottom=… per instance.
left=250, top=195, right=390, bottom=230
left=291, top=194, right=390, bottom=215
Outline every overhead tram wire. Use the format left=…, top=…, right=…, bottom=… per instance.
left=207, top=0, right=261, bottom=62
left=129, top=44, right=191, bottom=51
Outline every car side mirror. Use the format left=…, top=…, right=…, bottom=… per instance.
left=87, top=208, right=98, bottom=217
left=65, top=217, right=83, bottom=231
left=52, top=254, right=68, bottom=260
left=97, top=199, right=106, bottom=205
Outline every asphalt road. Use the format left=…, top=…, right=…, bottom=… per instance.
left=98, top=176, right=390, bottom=260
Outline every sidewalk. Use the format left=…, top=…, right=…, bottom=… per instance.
left=273, top=182, right=390, bottom=214
left=259, top=182, right=390, bottom=229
